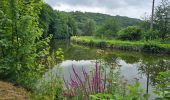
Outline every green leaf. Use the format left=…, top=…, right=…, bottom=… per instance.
left=165, top=93, right=170, bottom=97
left=155, top=97, right=164, bottom=100
left=143, top=94, right=150, bottom=99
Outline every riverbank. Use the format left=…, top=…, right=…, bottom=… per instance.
left=0, top=81, right=29, bottom=100
left=71, top=36, right=170, bottom=54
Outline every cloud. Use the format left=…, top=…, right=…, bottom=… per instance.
left=44, top=0, right=163, bottom=19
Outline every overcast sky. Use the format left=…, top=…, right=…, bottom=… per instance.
left=44, top=0, right=163, bottom=19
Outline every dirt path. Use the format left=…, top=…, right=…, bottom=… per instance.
left=0, top=81, right=29, bottom=100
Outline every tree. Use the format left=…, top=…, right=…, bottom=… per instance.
left=117, top=26, right=142, bottom=41
left=39, top=7, right=77, bottom=39
left=51, top=11, right=77, bottom=39
left=39, top=3, right=54, bottom=38
left=84, top=19, right=96, bottom=36
left=96, top=19, right=121, bottom=38
left=0, top=0, right=55, bottom=90
left=154, top=0, right=170, bottom=40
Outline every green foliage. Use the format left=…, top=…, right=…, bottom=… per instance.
left=90, top=80, right=150, bottom=100
left=96, top=19, right=121, bottom=38
left=0, top=0, right=65, bottom=94
left=154, top=0, right=170, bottom=40
left=0, top=0, right=43, bottom=82
left=126, top=81, right=150, bottom=100
left=39, top=4, right=77, bottom=39
left=55, top=48, right=64, bottom=63
left=143, top=30, right=159, bottom=40
left=154, top=70, right=170, bottom=100
left=71, top=11, right=142, bottom=35
left=117, top=26, right=142, bottom=41
left=142, top=43, right=164, bottom=53
left=52, top=12, right=77, bottom=39
left=39, top=3, right=54, bottom=38
left=139, top=0, right=170, bottom=41
left=96, top=41, right=107, bottom=48
left=140, top=18, right=150, bottom=32
left=32, top=67, right=64, bottom=100
left=84, top=19, right=96, bottom=36
left=71, top=36, right=170, bottom=54
left=90, top=93, right=113, bottom=100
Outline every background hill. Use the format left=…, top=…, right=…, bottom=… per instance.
left=69, top=11, right=142, bottom=35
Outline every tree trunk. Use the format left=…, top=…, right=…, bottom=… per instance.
left=150, top=0, right=155, bottom=30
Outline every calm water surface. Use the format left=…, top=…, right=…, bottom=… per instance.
left=48, top=39, right=170, bottom=99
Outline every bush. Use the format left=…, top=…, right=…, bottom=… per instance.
left=154, top=70, right=170, bottom=99
left=143, top=30, right=159, bottom=40
left=96, top=41, right=107, bottom=48
left=31, top=66, right=63, bottom=100
left=117, top=26, right=142, bottom=41
left=89, top=40, right=95, bottom=47
left=142, top=43, right=164, bottom=53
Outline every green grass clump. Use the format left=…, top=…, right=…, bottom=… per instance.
left=71, top=36, right=170, bottom=54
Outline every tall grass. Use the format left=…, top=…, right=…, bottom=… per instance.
left=71, top=36, right=170, bottom=54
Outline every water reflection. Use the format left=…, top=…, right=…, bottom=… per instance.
left=50, top=39, right=170, bottom=99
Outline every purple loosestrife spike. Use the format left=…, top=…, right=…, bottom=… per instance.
left=69, top=79, right=78, bottom=87
left=99, top=84, right=103, bottom=93
left=82, top=67, right=92, bottom=93
left=95, top=62, right=99, bottom=93
left=72, top=66, right=84, bottom=86
left=63, top=76, right=69, bottom=89
left=69, top=70, right=79, bottom=87
left=69, top=71, right=72, bottom=81
left=71, top=65, right=80, bottom=84
left=103, top=69, right=107, bottom=93
left=92, top=76, right=95, bottom=93
left=82, top=67, right=87, bottom=79
left=98, top=65, right=101, bottom=92
left=72, top=66, right=89, bottom=97
left=93, top=75, right=97, bottom=93
left=108, top=81, right=111, bottom=93
left=92, top=73, right=95, bottom=93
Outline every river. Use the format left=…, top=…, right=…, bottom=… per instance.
left=49, top=39, right=170, bottom=99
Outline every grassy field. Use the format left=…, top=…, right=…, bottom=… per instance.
left=71, top=36, right=170, bottom=54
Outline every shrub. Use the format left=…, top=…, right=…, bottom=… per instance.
left=117, top=26, right=142, bottom=41
left=142, top=43, right=164, bottom=53
left=143, top=30, right=159, bottom=40
left=154, top=70, right=170, bottom=99
left=96, top=41, right=107, bottom=48
left=89, top=40, right=95, bottom=47
left=31, top=66, right=63, bottom=100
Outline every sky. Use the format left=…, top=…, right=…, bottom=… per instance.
left=44, top=0, right=163, bottom=19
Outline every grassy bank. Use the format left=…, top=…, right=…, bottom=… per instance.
left=71, top=36, right=170, bottom=54
left=0, top=81, right=29, bottom=100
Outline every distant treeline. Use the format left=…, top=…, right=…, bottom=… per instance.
left=40, top=0, right=170, bottom=42
left=39, top=3, right=142, bottom=39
